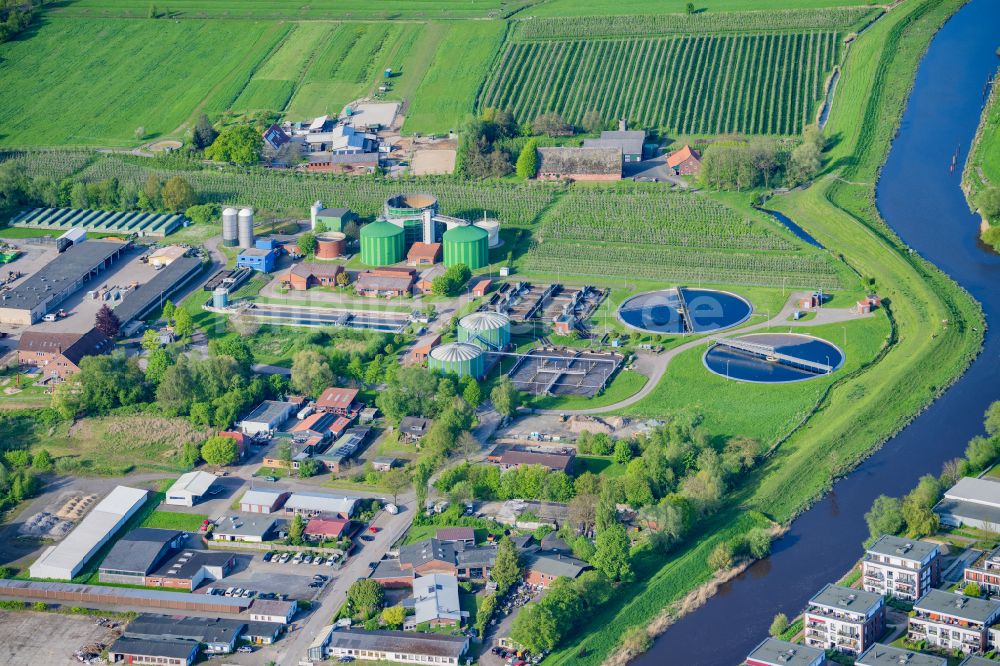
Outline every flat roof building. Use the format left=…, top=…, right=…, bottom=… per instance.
left=211, top=514, right=280, bottom=543
left=99, top=528, right=185, bottom=585
left=283, top=492, right=358, bottom=519
left=112, top=256, right=203, bottom=325
left=0, top=578, right=250, bottom=614
left=314, top=627, right=468, bottom=665
left=935, top=477, right=1000, bottom=530
left=804, top=583, right=884, bottom=656
left=240, top=400, right=296, bottom=435
left=108, top=636, right=198, bottom=666
left=862, top=534, right=941, bottom=601
left=30, top=485, right=148, bottom=580
left=126, top=614, right=246, bottom=654
left=856, top=644, right=946, bottom=666
left=909, top=589, right=1000, bottom=655
left=165, top=470, right=217, bottom=507
left=0, top=240, right=128, bottom=325
left=744, top=638, right=825, bottom=666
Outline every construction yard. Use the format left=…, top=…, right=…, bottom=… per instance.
left=0, top=610, right=122, bottom=666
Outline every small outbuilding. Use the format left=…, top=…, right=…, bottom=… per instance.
left=666, top=145, right=702, bottom=175
left=165, top=471, right=218, bottom=507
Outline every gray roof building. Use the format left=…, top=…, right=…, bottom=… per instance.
left=126, top=614, right=245, bottom=652
left=959, top=657, right=998, bottom=666
left=99, top=528, right=184, bottom=578
left=744, top=638, right=825, bottom=666
left=936, top=477, right=1000, bottom=529
left=523, top=550, right=589, bottom=580
left=913, top=589, right=1000, bottom=624
left=108, top=636, right=199, bottom=664
left=113, top=256, right=202, bottom=325
left=583, top=130, right=645, bottom=158
left=212, top=514, right=280, bottom=541
left=808, top=583, right=883, bottom=615
left=0, top=240, right=128, bottom=324
left=855, top=644, right=946, bottom=666
left=866, top=534, right=939, bottom=563
left=323, top=628, right=468, bottom=662
left=400, top=538, right=456, bottom=569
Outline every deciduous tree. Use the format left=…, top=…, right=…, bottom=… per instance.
left=201, top=435, right=238, bottom=466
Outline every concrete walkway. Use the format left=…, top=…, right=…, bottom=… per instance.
left=531, top=292, right=871, bottom=417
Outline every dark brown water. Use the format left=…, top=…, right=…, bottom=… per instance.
left=635, top=1, right=1000, bottom=663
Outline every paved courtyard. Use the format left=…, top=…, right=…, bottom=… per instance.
left=0, top=610, right=120, bottom=666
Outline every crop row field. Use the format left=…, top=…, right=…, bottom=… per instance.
left=522, top=0, right=879, bottom=18
left=47, top=0, right=529, bottom=19
left=0, top=150, right=95, bottom=181
left=480, top=30, right=839, bottom=135
left=520, top=239, right=842, bottom=290
left=513, top=7, right=879, bottom=40
left=538, top=190, right=796, bottom=251
left=74, top=155, right=556, bottom=226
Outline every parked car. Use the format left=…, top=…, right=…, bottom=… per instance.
left=236, top=646, right=254, bottom=653
left=263, top=476, right=278, bottom=482
left=314, top=556, right=325, bottom=565
left=360, top=535, right=374, bottom=542
left=313, top=574, right=328, bottom=581
left=262, top=552, right=273, bottom=562
left=338, top=657, right=355, bottom=663
left=280, top=552, right=291, bottom=563
left=309, top=581, right=323, bottom=588
left=303, top=555, right=313, bottom=564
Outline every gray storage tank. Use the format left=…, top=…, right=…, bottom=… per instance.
left=237, top=208, right=255, bottom=249
left=212, top=287, right=229, bottom=309
left=222, top=207, right=239, bottom=247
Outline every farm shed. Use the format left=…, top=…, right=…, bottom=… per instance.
left=165, top=470, right=217, bottom=507
left=537, top=147, right=622, bottom=181
left=666, top=145, right=702, bottom=175
left=29, top=485, right=149, bottom=580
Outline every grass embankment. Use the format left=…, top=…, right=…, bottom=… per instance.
left=543, top=1, right=982, bottom=663
left=963, top=64, right=1000, bottom=228
left=522, top=0, right=876, bottom=17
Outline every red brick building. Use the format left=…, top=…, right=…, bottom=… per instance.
left=666, top=145, right=702, bottom=175
left=17, top=328, right=112, bottom=379
left=283, top=263, right=344, bottom=291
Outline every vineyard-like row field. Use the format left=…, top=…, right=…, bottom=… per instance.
left=0, top=150, right=94, bottom=181
left=513, top=7, right=878, bottom=40
left=538, top=190, right=796, bottom=251
left=72, top=156, right=557, bottom=226
left=521, top=240, right=842, bottom=290
left=479, top=31, right=839, bottom=135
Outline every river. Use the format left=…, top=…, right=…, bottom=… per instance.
left=635, top=1, right=1000, bottom=664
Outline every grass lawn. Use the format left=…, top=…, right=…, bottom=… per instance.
left=459, top=591, right=481, bottom=628
left=522, top=0, right=876, bottom=16
left=140, top=510, right=210, bottom=532
left=573, top=455, right=626, bottom=478
left=253, top=466, right=289, bottom=478
left=403, top=525, right=491, bottom=546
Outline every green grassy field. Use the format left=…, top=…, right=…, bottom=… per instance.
left=140, top=510, right=210, bottom=532
left=522, top=0, right=878, bottom=17
left=404, top=21, right=506, bottom=134
left=0, top=18, right=289, bottom=146
left=48, top=0, right=527, bottom=19
left=964, top=65, right=1000, bottom=224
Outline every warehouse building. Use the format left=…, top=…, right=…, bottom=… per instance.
left=112, top=255, right=203, bottom=326
left=125, top=614, right=246, bottom=655
left=239, top=488, right=289, bottom=514
left=29, top=485, right=148, bottom=580
left=239, top=400, right=297, bottom=435
left=165, top=470, right=218, bottom=507
left=99, top=528, right=186, bottom=585
left=108, top=636, right=199, bottom=666
left=0, top=240, right=128, bottom=325
left=145, top=549, right=237, bottom=591
left=310, top=627, right=469, bottom=664
left=408, top=573, right=464, bottom=628
left=935, top=477, right=1000, bottom=530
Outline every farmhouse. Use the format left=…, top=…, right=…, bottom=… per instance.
left=0, top=240, right=128, bottom=325
left=29, top=485, right=149, bottom=580
left=582, top=123, right=645, bottom=162
left=536, top=147, right=622, bottom=181
left=303, top=123, right=377, bottom=155
left=164, top=470, right=218, bottom=507
left=17, top=328, right=112, bottom=379
left=666, top=144, right=702, bottom=175
left=486, top=443, right=574, bottom=472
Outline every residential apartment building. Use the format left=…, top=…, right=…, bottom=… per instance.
left=803, top=584, right=885, bottom=656
left=856, top=644, right=946, bottom=666
left=908, top=589, right=1000, bottom=655
left=744, top=638, right=825, bottom=666
left=964, top=545, right=1000, bottom=596
left=862, top=534, right=941, bottom=601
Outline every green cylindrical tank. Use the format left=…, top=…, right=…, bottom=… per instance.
left=458, top=311, right=511, bottom=351
left=443, top=224, right=489, bottom=270
left=428, top=342, right=485, bottom=379
left=384, top=193, right=438, bottom=219
left=360, top=220, right=405, bottom=266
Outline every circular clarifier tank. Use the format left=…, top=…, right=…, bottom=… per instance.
left=617, top=287, right=752, bottom=334
left=703, top=332, right=845, bottom=384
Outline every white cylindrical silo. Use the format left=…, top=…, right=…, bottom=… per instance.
left=237, top=208, right=254, bottom=249
left=222, top=207, right=239, bottom=247
left=474, top=219, right=501, bottom=248
left=422, top=209, right=435, bottom=245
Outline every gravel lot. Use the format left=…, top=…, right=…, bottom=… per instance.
left=0, top=611, right=120, bottom=666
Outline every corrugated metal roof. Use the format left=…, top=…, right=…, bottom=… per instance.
left=944, top=477, right=1000, bottom=508
left=168, top=471, right=216, bottom=497
left=459, top=311, right=509, bottom=332
left=429, top=342, right=482, bottom=363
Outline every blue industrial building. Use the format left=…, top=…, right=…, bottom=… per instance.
left=236, top=248, right=275, bottom=272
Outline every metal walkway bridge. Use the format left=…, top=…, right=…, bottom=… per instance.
left=709, top=336, right=834, bottom=374
left=674, top=286, right=696, bottom=333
